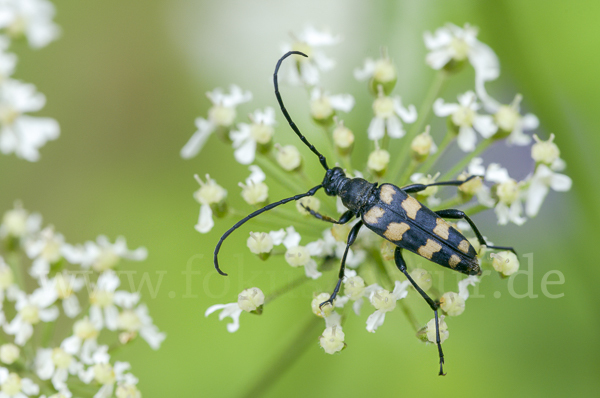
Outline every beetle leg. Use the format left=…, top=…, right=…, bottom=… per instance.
left=319, top=221, right=363, bottom=309
left=402, top=175, right=481, bottom=194
left=435, top=209, right=517, bottom=254
left=302, top=206, right=355, bottom=224
left=394, top=247, right=446, bottom=376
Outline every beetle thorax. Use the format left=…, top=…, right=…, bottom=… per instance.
left=322, top=167, right=376, bottom=213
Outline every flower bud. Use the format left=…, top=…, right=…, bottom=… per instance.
left=371, top=289, right=396, bottom=312
left=194, top=175, right=227, bottom=205
left=296, top=197, right=320, bottom=216
left=531, top=134, right=560, bottom=165
left=439, top=292, right=465, bottom=316
left=372, top=96, right=394, bottom=119
left=310, top=95, right=334, bottom=124
left=418, top=315, right=449, bottom=344
left=491, top=251, right=520, bottom=276
left=344, top=276, right=366, bottom=300
left=409, top=268, right=432, bottom=291
left=250, top=122, right=274, bottom=145
left=496, top=179, right=519, bottom=205
left=276, top=144, right=302, bottom=171
left=367, top=148, right=390, bottom=174
left=241, top=182, right=268, bottom=205
left=0, top=344, right=19, bottom=364
left=411, top=127, right=434, bottom=161
left=93, top=363, right=116, bottom=385
left=312, top=293, right=334, bottom=318
left=247, top=232, right=273, bottom=257
left=208, top=104, right=236, bottom=127
left=319, top=325, right=345, bottom=354
left=457, top=173, right=482, bottom=197
left=285, top=246, right=310, bottom=267
left=333, top=122, right=354, bottom=155
left=238, top=287, right=265, bottom=313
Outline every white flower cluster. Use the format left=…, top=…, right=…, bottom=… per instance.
left=0, top=203, right=165, bottom=397
left=0, top=0, right=60, bottom=161
left=199, top=24, right=570, bottom=361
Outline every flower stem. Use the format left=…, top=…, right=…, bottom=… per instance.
left=390, top=69, right=448, bottom=183
left=439, top=138, right=493, bottom=181
left=241, top=315, right=322, bottom=398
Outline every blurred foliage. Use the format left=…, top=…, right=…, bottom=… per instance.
left=0, top=0, right=598, bottom=397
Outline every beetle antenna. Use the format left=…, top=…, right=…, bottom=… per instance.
left=274, top=51, right=329, bottom=171
left=214, top=184, right=322, bottom=276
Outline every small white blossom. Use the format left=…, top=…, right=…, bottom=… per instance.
left=531, top=134, right=563, bottom=168
left=63, top=235, right=147, bottom=272
left=354, top=56, right=396, bottom=84
left=282, top=226, right=321, bottom=279
left=4, top=286, right=58, bottom=345
left=239, top=165, right=269, bottom=205
left=117, top=304, right=166, bottom=350
left=282, top=26, right=340, bottom=86
left=424, top=23, right=499, bottom=84
left=309, top=87, right=354, bottom=122
left=34, top=345, right=81, bottom=392
left=319, top=319, right=345, bottom=355
left=367, top=147, right=390, bottom=173
left=0, top=0, right=60, bottom=48
left=0, top=79, right=59, bottom=161
left=0, top=367, right=39, bottom=398
left=422, top=315, right=449, bottom=344
left=525, top=164, right=572, bottom=218
left=409, top=269, right=432, bottom=291
left=0, top=203, right=41, bottom=240
left=486, top=164, right=526, bottom=225
left=229, top=107, right=276, bottom=164
left=88, top=270, right=140, bottom=332
left=193, top=174, right=227, bottom=234
left=411, top=126, right=437, bottom=160
left=491, top=251, right=520, bottom=277
left=366, top=280, right=410, bottom=333
left=410, top=173, right=441, bottom=206
left=0, top=344, right=18, bottom=365
left=368, top=88, right=417, bottom=141
left=205, top=287, right=264, bottom=333
left=181, top=85, right=252, bottom=159
left=332, top=119, right=354, bottom=152
left=433, top=91, right=497, bottom=151
left=24, top=226, right=65, bottom=279
left=275, top=144, right=302, bottom=171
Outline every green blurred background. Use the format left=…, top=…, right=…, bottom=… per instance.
left=1, top=0, right=599, bottom=396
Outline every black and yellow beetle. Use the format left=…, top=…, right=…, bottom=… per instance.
left=214, top=51, right=516, bottom=375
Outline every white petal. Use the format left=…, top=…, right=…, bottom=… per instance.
left=139, top=325, right=166, bottom=350
left=195, top=204, right=214, bottom=234
left=113, top=291, right=140, bottom=308
left=233, top=137, right=256, bottom=165
left=525, top=178, right=549, bottom=217
left=521, top=113, right=539, bottom=130
left=246, top=165, right=265, bottom=184
left=393, top=99, right=417, bottom=123
left=391, top=280, right=411, bottom=300
left=426, top=49, right=452, bottom=70
left=180, top=119, right=214, bottom=159
left=386, top=115, right=405, bottom=139
left=329, top=94, right=354, bottom=112
left=550, top=173, right=572, bottom=192
left=366, top=310, right=386, bottom=333
left=268, top=229, right=286, bottom=245
left=63, top=296, right=81, bottom=318
left=21, top=378, right=40, bottom=395
left=473, top=114, right=498, bottom=138
left=39, top=306, right=59, bottom=322
left=458, top=276, right=479, bottom=301
left=300, top=61, right=319, bottom=86
left=457, top=126, right=477, bottom=152
left=354, top=58, right=376, bottom=81
left=433, top=98, right=459, bottom=117
left=367, top=117, right=385, bottom=141
left=470, top=42, right=500, bottom=83
left=352, top=298, right=364, bottom=316
left=486, top=163, right=510, bottom=183
left=304, top=259, right=322, bottom=280
left=282, top=226, right=301, bottom=249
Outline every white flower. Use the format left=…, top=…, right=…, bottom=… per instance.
left=205, top=287, right=264, bottom=333
left=4, top=285, right=58, bottom=345
left=282, top=226, right=322, bottom=279
left=411, top=126, right=437, bottom=159
left=319, top=313, right=345, bottom=355
left=24, top=226, right=65, bottom=279
left=525, top=164, right=572, bottom=217
left=424, top=23, right=499, bottom=84
left=78, top=348, right=137, bottom=398
left=343, top=276, right=382, bottom=316
left=88, top=270, right=140, bottom=332
left=117, top=304, right=166, bottom=350
left=368, top=88, right=417, bottom=141
left=0, top=203, right=41, bottom=240
left=0, top=0, right=60, bottom=48
left=423, top=315, right=449, bottom=344
left=531, top=134, right=563, bottom=169
left=193, top=174, right=227, bottom=234
left=354, top=56, right=396, bottom=84
left=491, top=251, right=520, bottom=276
left=366, top=280, right=410, bottom=333
left=0, top=344, right=18, bottom=365
left=309, top=87, right=354, bottom=122
left=0, top=79, right=59, bottom=161
left=34, top=346, right=80, bottom=392
left=476, top=91, right=539, bottom=145
left=0, top=36, right=16, bottom=79
left=49, top=273, right=85, bottom=318
left=63, top=236, right=147, bottom=272
left=486, top=164, right=527, bottom=225
left=440, top=275, right=479, bottom=316
left=180, top=85, right=252, bottom=159
left=282, top=26, right=341, bottom=86
left=61, top=318, right=100, bottom=365
left=410, top=172, right=441, bottom=206
left=0, top=367, right=39, bottom=398
left=229, top=107, right=276, bottom=165
left=275, top=144, right=302, bottom=171
left=239, top=165, right=268, bottom=205
left=433, top=91, right=497, bottom=152
left=246, top=229, right=285, bottom=255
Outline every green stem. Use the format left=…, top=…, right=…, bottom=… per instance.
left=397, top=159, right=418, bottom=187
left=461, top=203, right=490, bottom=216
left=264, top=274, right=311, bottom=306
left=255, top=154, right=307, bottom=195
left=439, top=138, right=493, bottom=181
left=241, top=315, right=322, bottom=398
left=391, top=70, right=448, bottom=183
left=418, top=131, right=454, bottom=176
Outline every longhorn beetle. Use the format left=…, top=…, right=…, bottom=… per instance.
left=214, top=51, right=516, bottom=375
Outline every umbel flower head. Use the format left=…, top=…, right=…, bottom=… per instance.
left=197, top=23, right=571, bottom=374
